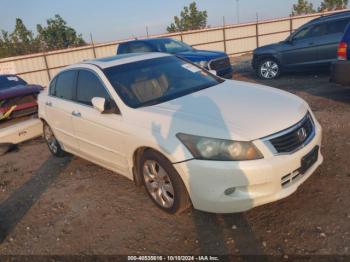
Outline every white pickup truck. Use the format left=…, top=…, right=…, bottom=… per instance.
left=0, top=75, right=43, bottom=154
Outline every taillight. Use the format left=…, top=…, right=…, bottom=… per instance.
left=338, top=42, right=348, bottom=60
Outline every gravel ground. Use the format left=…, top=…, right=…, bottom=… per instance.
left=0, top=55, right=350, bottom=257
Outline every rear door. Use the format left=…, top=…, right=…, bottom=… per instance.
left=316, top=18, right=350, bottom=65
left=71, top=69, right=128, bottom=174
left=45, top=70, right=79, bottom=152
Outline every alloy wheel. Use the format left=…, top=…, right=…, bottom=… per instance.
left=143, top=160, right=175, bottom=208
left=44, top=124, right=58, bottom=154
left=260, top=60, right=279, bottom=79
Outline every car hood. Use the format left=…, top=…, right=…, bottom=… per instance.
left=254, top=42, right=285, bottom=54
left=0, top=84, right=43, bottom=100
left=177, top=49, right=227, bottom=62
left=132, top=80, right=308, bottom=141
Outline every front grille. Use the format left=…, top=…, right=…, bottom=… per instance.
left=269, top=114, right=315, bottom=154
left=209, top=57, right=231, bottom=71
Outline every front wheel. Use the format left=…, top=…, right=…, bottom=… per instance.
left=256, top=58, right=281, bottom=79
left=140, top=150, right=191, bottom=214
left=43, top=122, right=66, bottom=157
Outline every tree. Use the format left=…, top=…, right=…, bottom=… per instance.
left=318, top=0, right=349, bottom=11
left=36, top=14, right=85, bottom=51
left=0, top=15, right=85, bottom=58
left=167, top=2, right=208, bottom=33
left=291, top=0, right=316, bottom=16
left=0, top=30, right=12, bottom=58
left=10, top=18, right=37, bottom=55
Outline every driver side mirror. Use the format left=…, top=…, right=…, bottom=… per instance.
left=91, top=97, right=120, bottom=114
left=286, top=37, right=293, bottom=44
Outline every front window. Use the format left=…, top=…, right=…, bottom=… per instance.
left=0, top=75, right=27, bottom=90
left=76, top=70, right=110, bottom=106
left=156, top=39, right=194, bottom=54
left=292, top=26, right=312, bottom=41
left=103, top=56, right=223, bottom=108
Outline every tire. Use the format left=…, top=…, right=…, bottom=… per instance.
left=140, top=150, right=191, bottom=214
left=43, top=122, right=66, bottom=157
left=256, top=58, right=281, bottom=79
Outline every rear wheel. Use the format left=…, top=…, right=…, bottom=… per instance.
left=43, top=122, right=66, bottom=157
left=140, top=150, right=191, bottom=214
left=256, top=58, right=280, bottom=79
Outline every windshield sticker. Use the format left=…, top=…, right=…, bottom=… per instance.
left=7, top=76, right=19, bottom=81
left=182, top=63, right=201, bottom=73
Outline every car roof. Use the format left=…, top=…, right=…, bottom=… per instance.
left=120, top=37, right=175, bottom=44
left=72, top=52, right=171, bottom=70
left=307, top=10, right=350, bottom=25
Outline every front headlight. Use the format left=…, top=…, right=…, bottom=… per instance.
left=194, top=61, right=209, bottom=68
left=177, top=133, right=263, bottom=161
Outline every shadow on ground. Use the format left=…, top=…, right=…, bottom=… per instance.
left=0, top=156, right=71, bottom=243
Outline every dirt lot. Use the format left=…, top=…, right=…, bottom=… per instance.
left=1, top=55, right=350, bottom=257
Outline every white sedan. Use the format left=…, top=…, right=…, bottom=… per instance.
left=38, top=53, right=323, bottom=214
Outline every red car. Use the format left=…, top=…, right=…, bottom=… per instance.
left=0, top=74, right=43, bottom=154
left=0, top=74, right=42, bottom=121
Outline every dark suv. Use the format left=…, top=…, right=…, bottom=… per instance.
left=253, top=11, right=350, bottom=79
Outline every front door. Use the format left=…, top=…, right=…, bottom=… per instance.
left=281, top=25, right=320, bottom=69
left=71, top=69, right=128, bottom=174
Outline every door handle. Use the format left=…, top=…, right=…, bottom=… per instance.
left=309, top=42, right=314, bottom=46
left=45, top=101, right=52, bottom=107
left=72, top=111, right=81, bottom=117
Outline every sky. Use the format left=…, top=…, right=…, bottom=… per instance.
left=0, top=0, right=329, bottom=43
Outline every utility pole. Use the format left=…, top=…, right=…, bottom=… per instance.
left=236, top=0, right=240, bottom=24
left=90, top=32, right=96, bottom=58
left=146, top=26, right=149, bottom=38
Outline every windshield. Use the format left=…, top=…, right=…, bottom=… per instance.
left=103, top=56, right=223, bottom=108
left=156, top=39, right=194, bottom=54
left=0, top=75, right=27, bottom=90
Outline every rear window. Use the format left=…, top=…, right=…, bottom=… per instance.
left=328, top=18, right=350, bottom=34
left=128, top=42, right=153, bottom=53
left=54, top=70, right=76, bottom=100
left=118, top=43, right=129, bottom=54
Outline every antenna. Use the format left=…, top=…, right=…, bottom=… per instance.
left=236, top=0, right=240, bottom=23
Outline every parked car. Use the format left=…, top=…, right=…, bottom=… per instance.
left=39, top=53, right=323, bottom=214
left=117, top=38, right=233, bottom=79
left=253, top=11, right=350, bottom=79
left=330, top=21, right=350, bottom=86
left=0, top=74, right=43, bottom=154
